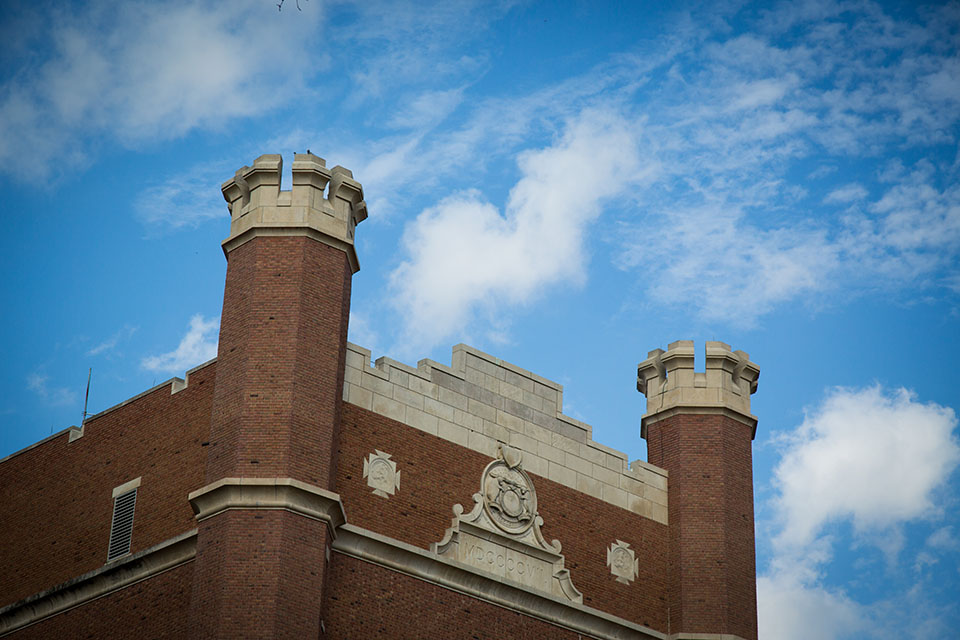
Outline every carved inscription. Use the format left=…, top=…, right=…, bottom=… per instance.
left=457, top=532, right=552, bottom=593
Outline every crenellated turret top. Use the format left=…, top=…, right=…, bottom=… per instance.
left=220, top=153, right=368, bottom=272
left=637, top=340, right=760, bottom=437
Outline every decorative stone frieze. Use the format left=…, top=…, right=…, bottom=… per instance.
left=363, top=450, right=400, bottom=498
left=607, top=540, right=639, bottom=584
left=432, top=444, right=583, bottom=603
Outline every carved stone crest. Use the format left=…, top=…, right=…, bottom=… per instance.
left=482, top=447, right=536, bottom=534
left=431, top=444, right=582, bottom=603
left=363, top=450, right=400, bottom=498
left=606, top=540, right=638, bottom=584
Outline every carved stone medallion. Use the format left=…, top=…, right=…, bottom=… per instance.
left=363, top=450, right=400, bottom=498
left=481, top=449, right=537, bottom=534
left=606, top=540, right=639, bottom=584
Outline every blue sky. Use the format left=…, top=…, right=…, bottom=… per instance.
left=1, top=0, right=959, bottom=637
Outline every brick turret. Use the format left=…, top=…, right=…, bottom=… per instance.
left=638, top=340, right=760, bottom=640
left=188, top=153, right=364, bottom=639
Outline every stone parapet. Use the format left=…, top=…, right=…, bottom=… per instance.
left=637, top=340, right=760, bottom=438
left=220, top=153, right=368, bottom=271
left=343, top=342, right=669, bottom=524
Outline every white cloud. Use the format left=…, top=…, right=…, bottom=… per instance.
left=141, top=314, right=219, bottom=375
left=771, top=386, right=960, bottom=550
left=388, top=108, right=653, bottom=352
left=622, top=202, right=839, bottom=326
left=26, top=373, right=78, bottom=407
left=758, top=573, right=865, bottom=640
left=0, top=0, right=322, bottom=180
left=758, top=384, right=960, bottom=639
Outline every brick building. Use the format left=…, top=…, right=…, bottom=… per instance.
left=0, top=153, right=761, bottom=639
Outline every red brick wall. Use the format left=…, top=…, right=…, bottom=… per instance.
left=11, top=557, right=193, bottom=639
left=336, top=403, right=670, bottom=632
left=0, top=363, right=214, bottom=607
left=189, top=234, right=352, bottom=637
left=645, top=413, right=758, bottom=640
left=203, top=235, right=351, bottom=488
left=322, top=553, right=590, bottom=639
left=188, top=509, right=329, bottom=639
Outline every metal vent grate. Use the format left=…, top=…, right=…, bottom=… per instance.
left=107, top=488, right=137, bottom=561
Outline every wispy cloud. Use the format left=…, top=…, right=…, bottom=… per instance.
left=0, top=0, right=322, bottom=181
left=141, top=314, right=219, bottom=375
left=26, top=373, right=78, bottom=407
left=135, top=160, right=233, bottom=231
left=86, top=325, right=137, bottom=357
left=612, top=1, right=960, bottom=326
left=825, top=183, right=868, bottom=203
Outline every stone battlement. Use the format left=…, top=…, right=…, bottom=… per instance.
left=220, top=153, right=368, bottom=271
left=637, top=340, right=760, bottom=437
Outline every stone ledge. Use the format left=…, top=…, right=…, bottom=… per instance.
left=639, top=405, right=758, bottom=439
left=0, top=529, right=197, bottom=636
left=0, top=357, right=217, bottom=466
left=333, top=523, right=666, bottom=640
left=666, top=634, right=749, bottom=640
left=187, top=477, right=347, bottom=537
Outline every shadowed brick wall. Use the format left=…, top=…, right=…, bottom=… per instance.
left=336, top=403, right=670, bottom=632
left=0, top=362, right=214, bottom=607
left=645, top=413, right=758, bottom=640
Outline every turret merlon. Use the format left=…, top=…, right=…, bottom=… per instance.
left=219, top=152, right=369, bottom=272
left=637, top=340, right=760, bottom=436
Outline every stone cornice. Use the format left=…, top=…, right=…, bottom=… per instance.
left=333, top=523, right=666, bottom=640
left=640, top=405, right=758, bottom=439
left=220, top=225, right=360, bottom=273
left=187, top=477, right=347, bottom=538
left=0, top=529, right=197, bottom=637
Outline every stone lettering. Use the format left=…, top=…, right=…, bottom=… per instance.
left=458, top=533, right=551, bottom=592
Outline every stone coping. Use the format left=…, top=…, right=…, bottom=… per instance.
left=0, top=529, right=197, bottom=636
left=0, top=358, right=216, bottom=466
left=344, top=342, right=669, bottom=525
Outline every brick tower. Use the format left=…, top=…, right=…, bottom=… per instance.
left=187, top=153, right=366, bottom=638
left=637, top=340, right=761, bottom=640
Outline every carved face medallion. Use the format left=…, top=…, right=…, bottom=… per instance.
left=363, top=450, right=400, bottom=498
left=481, top=457, right=537, bottom=534
left=606, top=539, right=639, bottom=584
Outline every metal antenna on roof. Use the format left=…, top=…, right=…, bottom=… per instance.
left=82, top=368, right=92, bottom=425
